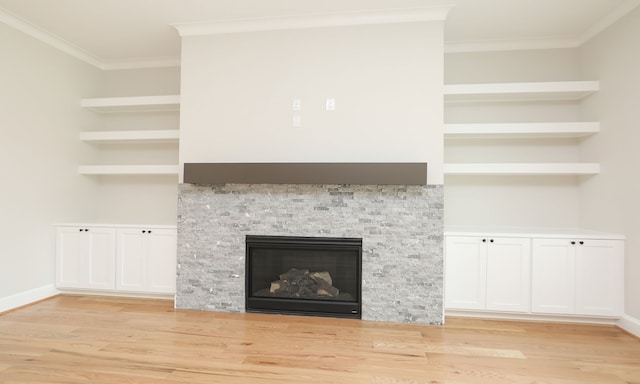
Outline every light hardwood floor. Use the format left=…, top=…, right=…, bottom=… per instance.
left=0, top=295, right=638, bottom=383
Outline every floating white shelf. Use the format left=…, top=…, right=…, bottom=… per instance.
left=443, top=163, right=600, bottom=176
left=78, top=165, right=179, bottom=175
left=81, top=95, right=181, bottom=113
left=444, top=122, right=600, bottom=139
left=80, top=130, right=180, bottom=144
left=444, top=81, right=599, bottom=103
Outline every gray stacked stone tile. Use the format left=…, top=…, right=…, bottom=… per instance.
left=176, top=183, right=444, bottom=324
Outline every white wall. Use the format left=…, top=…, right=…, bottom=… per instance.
left=444, top=49, right=585, bottom=228
left=103, top=67, right=181, bottom=97
left=0, top=22, right=103, bottom=300
left=445, top=49, right=581, bottom=84
left=180, top=22, right=444, bottom=184
left=578, top=7, right=640, bottom=321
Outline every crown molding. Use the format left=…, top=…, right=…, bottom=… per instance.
left=4, top=0, right=638, bottom=67
left=445, top=0, right=640, bottom=54
left=578, top=0, right=640, bottom=45
left=1, top=7, right=181, bottom=70
left=0, top=7, right=104, bottom=69
left=172, top=6, right=453, bottom=37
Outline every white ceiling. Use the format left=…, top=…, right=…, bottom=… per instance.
left=0, top=0, right=638, bottom=69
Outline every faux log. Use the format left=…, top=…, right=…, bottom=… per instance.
left=269, top=280, right=283, bottom=294
left=315, top=278, right=339, bottom=297
left=310, top=271, right=332, bottom=286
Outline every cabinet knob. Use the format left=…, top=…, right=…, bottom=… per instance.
left=482, top=239, right=487, bottom=243
left=142, top=230, right=146, bottom=233
left=571, top=241, right=576, bottom=245
left=490, top=239, right=494, bottom=243
left=148, top=230, right=152, bottom=234
left=579, top=241, right=584, bottom=245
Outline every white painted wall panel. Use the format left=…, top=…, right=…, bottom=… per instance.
left=179, top=22, right=444, bottom=184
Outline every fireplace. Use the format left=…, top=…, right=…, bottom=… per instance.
left=176, top=182, right=444, bottom=324
left=245, top=235, right=362, bottom=318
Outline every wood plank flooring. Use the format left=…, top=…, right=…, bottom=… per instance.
left=0, top=295, right=638, bottom=383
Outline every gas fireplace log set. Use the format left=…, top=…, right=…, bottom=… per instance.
left=245, top=235, right=362, bottom=318
left=257, top=268, right=355, bottom=301
left=268, top=269, right=338, bottom=297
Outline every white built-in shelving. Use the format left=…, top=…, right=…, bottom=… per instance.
left=80, top=130, right=179, bottom=144
left=443, top=163, right=600, bottom=176
left=78, top=165, right=180, bottom=176
left=79, top=95, right=180, bottom=176
left=444, top=81, right=599, bottom=103
left=81, top=95, right=180, bottom=113
left=443, top=81, right=600, bottom=176
left=444, top=122, right=599, bottom=139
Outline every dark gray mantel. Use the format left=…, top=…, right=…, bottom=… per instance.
left=183, top=163, right=428, bottom=185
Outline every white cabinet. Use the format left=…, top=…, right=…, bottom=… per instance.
left=116, top=228, right=177, bottom=294
left=55, top=226, right=116, bottom=290
left=445, top=229, right=625, bottom=320
left=532, top=238, right=624, bottom=317
left=55, top=224, right=177, bottom=296
left=445, top=235, right=531, bottom=312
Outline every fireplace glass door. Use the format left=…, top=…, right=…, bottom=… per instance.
left=245, top=235, right=362, bottom=318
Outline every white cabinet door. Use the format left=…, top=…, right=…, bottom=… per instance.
left=445, top=236, right=486, bottom=310
left=575, top=240, right=624, bottom=317
left=116, top=229, right=146, bottom=291
left=56, top=227, right=84, bottom=288
left=146, top=229, right=177, bottom=293
left=532, top=238, right=624, bottom=317
left=485, top=237, right=531, bottom=312
left=531, top=238, right=576, bottom=314
left=117, top=228, right=176, bottom=294
left=86, top=228, right=117, bottom=290
left=56, top=226, right=116, bottom=290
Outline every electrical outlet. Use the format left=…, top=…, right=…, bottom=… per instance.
left=326, top=98, right=335, bottom=111
left=292, top=115, right=301, bottom=127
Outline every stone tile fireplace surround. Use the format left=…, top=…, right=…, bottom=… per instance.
left=176, top=182, right=444, bottom=324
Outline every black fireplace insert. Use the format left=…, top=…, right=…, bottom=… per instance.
left=245, top=235, right=362, bottom=318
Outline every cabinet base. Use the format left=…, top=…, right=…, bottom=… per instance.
left=56, top=289, right=175, bottom=302
left=445, top=309, right=620, bottom=326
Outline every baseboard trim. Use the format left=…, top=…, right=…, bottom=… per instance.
left=0, top=284, right=59, bottom=314
left=617, top=314, right=640, bottom=338
left=445, top=309, right=619, bottom=325
left=56, top=289, right=175, bottom=301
